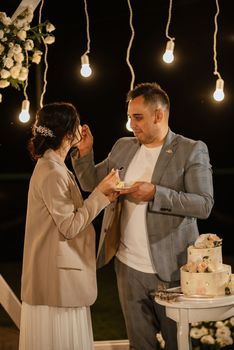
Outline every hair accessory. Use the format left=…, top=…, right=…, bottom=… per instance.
left=35, top=125, right=54, bottom=138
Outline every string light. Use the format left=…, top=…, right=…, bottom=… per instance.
left=212, top=0, right=224, bottom=102
left=163, top=40, right=174, bottom=64
left=19, top=50, right=30, bottom=123
left=19, top=99, right=30, bottom=123
left=19, top=0, right=50, bottom=114
left=80, top=54, right=92, bottom=77
left=126, top=0, right=135, bottom=132
left=162, top=0, right=175, bottom=64
left=80, top=0, right=92, bottom=78
left=38, top=0, right=48, bottom=107
left=9, top=0, right=54, bottom=113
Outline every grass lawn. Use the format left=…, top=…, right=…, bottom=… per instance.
left=91, top=261, right=127, bottom=340
left=1, top=256, right=233, bottom=345
left=0, top=259, right=127, bottom=341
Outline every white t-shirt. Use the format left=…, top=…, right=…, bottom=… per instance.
left=116, top=144, right=162, bottom=273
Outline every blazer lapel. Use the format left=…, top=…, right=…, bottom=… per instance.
left=152, top=129, right=179, bottom=184
left=119, top=139, right=140, bottom=179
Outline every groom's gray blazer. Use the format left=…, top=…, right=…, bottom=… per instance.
left=72, top=129, right=214, bottom=282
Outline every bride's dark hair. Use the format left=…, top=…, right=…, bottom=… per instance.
left=28, top=102, right=80, bottom=160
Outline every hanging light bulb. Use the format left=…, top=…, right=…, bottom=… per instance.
left=213, top=78, right=224, bottom=102
left=126, top=118, right=132, bottom=132
left=80, top=54, right=92, bottom=77
left=162, top=40, right=175, bottom=64
left=19, top=99, right=30, bottom=123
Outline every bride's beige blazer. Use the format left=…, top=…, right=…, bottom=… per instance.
left=21, top=149, right=109, bottom=307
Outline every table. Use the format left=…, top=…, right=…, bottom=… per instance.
left=155, top=294, right=234, bottom=350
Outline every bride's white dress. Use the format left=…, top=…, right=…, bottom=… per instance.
left=19, top=302, right=94, bottom=350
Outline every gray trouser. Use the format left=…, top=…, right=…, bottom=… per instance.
left=114, top=258, right=178, bottom=350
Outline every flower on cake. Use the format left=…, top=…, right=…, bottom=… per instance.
left=183, top=257, right=213, bottom=273
left=194, top=233, right=222, bottom=249
left=0, top=6, right=55, bottom=101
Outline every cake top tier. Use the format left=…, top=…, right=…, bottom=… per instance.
left=194, top=233, right=222, bottom=249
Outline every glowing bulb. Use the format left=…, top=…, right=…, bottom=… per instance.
left=80, top=54, right=92, bottom=77
left=126, top=119, right=132, bottom=132
left=19, top=99, right=30, bottom=123
left=162, top=40, right=175, bottom=64
left=213, top=78, right=225, bottom=102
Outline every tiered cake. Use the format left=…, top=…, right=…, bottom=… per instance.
left=180, top=234, right=232, bottom=296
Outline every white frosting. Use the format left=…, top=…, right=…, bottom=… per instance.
left=181, top=265, right=231, bottom=296
left=116, top=181, right=125, bottom=189
left=187, top=246, right=223, bottom=271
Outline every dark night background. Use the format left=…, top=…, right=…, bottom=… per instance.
left=1, top=0, right=234, bottom=263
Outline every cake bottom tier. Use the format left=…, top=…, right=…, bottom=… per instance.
left=180, top=264, right=232, bottom=296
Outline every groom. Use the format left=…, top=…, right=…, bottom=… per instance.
left=72, top=82, right=214, bottom=349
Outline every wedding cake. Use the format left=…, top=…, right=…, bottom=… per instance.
left=180, top=234, right=233, bottom=296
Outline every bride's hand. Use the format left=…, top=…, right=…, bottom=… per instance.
left=97, top=169, right=120, bottom=202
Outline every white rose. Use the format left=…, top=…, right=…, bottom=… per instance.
left=24, top=39, right=34, bottom=51
left=32, top=50, right=43, bottom=64
left=0, top=69, right=11, bottom=79
left=216, top=335, right=233, bottom=347
left=14, top=52, right=25, bottom=63
left=7, top=48, right=14, bottom=58
left=10, top=65, right=21, bottom=79
left=44, top=35, right=55, bottom=44
left=17, top=29, right=27, bottom=41
left=46, top=22, right=56, bottom=33
left=13, top=43, right=22, bottom=54
left=200, top=335, right=215, bottom=344
left=190, top=326, right=208, bottom=339
left=13, top=19, right=25, bottom=29
left=216, top=326, right=231, bottom=338
left=0, top=29, right=4, bottom=39
left=4, top=57, right=14, bottom=69
left=18, top=67, right=28, bottom=81
left=229, top=317, right=234, bottom=327
left=0, top=79, right=10, bottom=88
left=0, top=13, right=12, bottom=26
left=215, top=321, right=225, bottom=328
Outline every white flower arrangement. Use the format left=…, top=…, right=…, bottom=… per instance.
left=156, top=317, right=234, bottom=349
left=0, top=5, right=55, bottom=102
left=190, top=317, right=234, bottom=349
left=183, top=257, right=212, bottom=273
